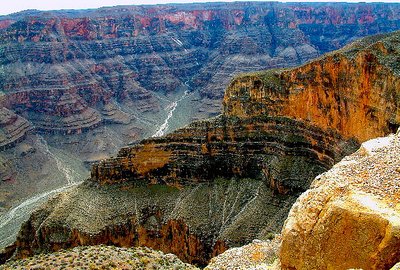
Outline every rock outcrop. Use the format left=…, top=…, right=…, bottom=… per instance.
left=0, top=108, right=31, bottom=150
left=4, top=24, right=400, bottom=268
left=205, top=238, right=280, bottom=270
left=279, top=129, right=400, bottom=270
left=223, top=35, right=400, bottom=142
left=1, top=245, right=199, bottom=269
left=92, top=115, right=354, bottom=192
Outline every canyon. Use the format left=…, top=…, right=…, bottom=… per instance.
left=1, top=3, right=400, bottom=249
left=2, top=29, right=400, bottom=269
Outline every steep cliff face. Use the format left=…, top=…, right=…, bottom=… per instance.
left=224, top=33, right=400, bottom=142
left=6, top=31, right=400, bottom=266
left=92, top=116, right=352, bottom=194
left=279, top=129, right=400, bottom=270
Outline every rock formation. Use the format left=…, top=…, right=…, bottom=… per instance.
left=0, top=3, right=400, bottom=137
left=1, top=245, right=199, bottom=269
left=279, top=128, right=400, bottom=270
left=92, top=30, right=400, bottom=189
left=205, top=238, right=280, bottom=270
left=0, top=108, right=31, bottom=150
left=1, top=2, right=400, bottom=250
left=4, top=30, right=400, bottom=266
left=1, top=2, right=400, bottom=137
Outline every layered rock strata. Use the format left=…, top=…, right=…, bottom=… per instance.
left=1, top=2, right=400, bottom=135
left=92, top=116, right=353, bottom=193
left=279, top=129, right=400, bottom=270
left=5, top=29, right=400, bottom=267
left=0, top=108, right=31, bottom=150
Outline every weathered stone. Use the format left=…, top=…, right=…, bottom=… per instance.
left=279, top=130, right=400, bottom=270
left=205, top=237, right=280, bottom=270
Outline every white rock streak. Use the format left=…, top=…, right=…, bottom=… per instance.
left=37, top=135, right=75, bottom=185
left=172, top=37, right=187, bottom=52
left=0, top=183, right=79, bottom=248
left=152, top=90, right=190, bottom=138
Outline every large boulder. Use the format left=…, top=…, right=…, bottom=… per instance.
left=280, top=129, right=400, bottom=270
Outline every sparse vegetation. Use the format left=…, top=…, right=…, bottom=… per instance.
left=0, top=245, right=198, bottom=270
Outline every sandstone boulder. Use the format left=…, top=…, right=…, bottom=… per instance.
left=280, top=130, right=400, bottom=270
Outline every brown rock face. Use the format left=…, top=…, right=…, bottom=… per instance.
left=6, top=28, right=400, bottom=268
left=279, top=130, right=400, bottom=270
left=16, top=216, right=219, bottom=265
left=223, top=37, right=400, bottom=142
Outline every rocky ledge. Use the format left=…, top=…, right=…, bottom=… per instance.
left=205, top=238, right=280, bottom=270
left=279, top=128, right=400, bottom=270
left=0, top=108, right=31, bottom=150
left=0, top=245, right=198, bottom=270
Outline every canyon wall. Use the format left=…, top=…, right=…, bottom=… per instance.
left=93, top=31, right=400, bottom=190
left=1, top=2, right=400, bottom=234
left=223, top=33, right=400, bottom=142
left=1, top=2, right=400, bottom=141
left=5, top=30, right=400, bottom=266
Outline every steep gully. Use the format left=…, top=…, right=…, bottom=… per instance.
left=152, top=90, right=191, bottom=138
